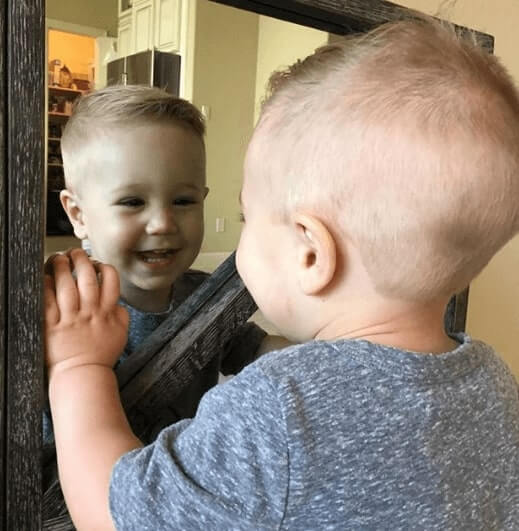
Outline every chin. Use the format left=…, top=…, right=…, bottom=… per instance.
left=144, top=278, right=176, bottom=291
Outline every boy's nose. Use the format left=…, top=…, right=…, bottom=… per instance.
left=145, top=207, right=178, bottom=235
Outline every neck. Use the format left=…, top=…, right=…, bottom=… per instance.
left=120, top=282, right=172, bottom=313
left=314, top=297, right=458, bottom=354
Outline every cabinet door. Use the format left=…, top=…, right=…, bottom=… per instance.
left=134, top=0, right=154, bottom=53
left=118, top=12, right=132, bottom=57
left=154, top=0, right=181, bottom=53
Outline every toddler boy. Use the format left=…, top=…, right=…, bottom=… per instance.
left=45, top=19, right=519, bottom=529
left=44, top=85, right=282, bottom=443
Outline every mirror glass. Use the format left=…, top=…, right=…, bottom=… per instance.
left=43, top=0, right=339, bottom=341
left=44, top=0, right=335, bottom=272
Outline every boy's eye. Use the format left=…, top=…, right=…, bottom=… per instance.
left=117, top=197, right=144, bottom=208
left=238, top=212, right=245, bottom=223
left=174, top=197, right=196, bottom=206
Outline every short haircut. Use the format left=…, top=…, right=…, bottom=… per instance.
left=253, top=17, right=519, bottom=302
left=61, top=85, right=205, bottom=190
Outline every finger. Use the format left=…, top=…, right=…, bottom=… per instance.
left=44, top=253, right=62, bottom=276
left=116, top=305, right=130, bottom=330
left=69, top=248, right=100, bottom=312
left=52, top=253, right=80, bottom=314
left=43, top=274, right=60, bottom=325
left=97, top=263, right=122, bottom=310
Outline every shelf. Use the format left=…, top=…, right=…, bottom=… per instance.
left=48, top=85, right=83, bottom=96
left=47, top=86, right=77, bottom=238
left=48, top=111, right=70, bottom=117
left=48, top=111, right=70, bottom=123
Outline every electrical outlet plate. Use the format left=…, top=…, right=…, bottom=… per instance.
left=216, top=217, right=225, bottom=232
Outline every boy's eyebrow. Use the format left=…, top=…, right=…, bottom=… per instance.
left=238, top=190, right=242, bottom=205
left=109, top=182, right=205, bottom=194
left=177, top=183, right=206, bottom=192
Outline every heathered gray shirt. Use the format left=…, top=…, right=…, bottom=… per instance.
left=110, top=335, right=519, bottom=530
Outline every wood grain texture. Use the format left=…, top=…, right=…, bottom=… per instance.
left=42, top=514, right=75, bottom=531
left=5, top=1, right=46, bottom=528
left=210, top=0, right=494, bottom=50
left=0, top=0, right=7, bottom=525
left=116, top=252, right=240, bottom=388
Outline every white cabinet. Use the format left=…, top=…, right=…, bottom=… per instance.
left=118, top=12, right=132, bottom=57
left=134, top=0, right=154, bottom=53
left=117, top=0, right=181, bottom=57
left=154, top=0, right=181, bottom=53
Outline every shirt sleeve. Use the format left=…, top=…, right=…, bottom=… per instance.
left=220, top=322, right=267, bottom=376
left=109, top=365, right=288, bottom=531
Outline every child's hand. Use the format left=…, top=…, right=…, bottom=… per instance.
left=44, top=248, right=129, bottom=378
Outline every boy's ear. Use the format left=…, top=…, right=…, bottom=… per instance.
left=292, top=212, right=337, bottom=295
left=60, top=189, right=88, bottom=240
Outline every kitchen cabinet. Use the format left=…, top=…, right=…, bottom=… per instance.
left=155, top=0, right=182, bottom=52
left=118, top=12, right=132, bottom=57
left=134, top=0, right=154, bottom=53
left=118, top=0, right=182, bottom=57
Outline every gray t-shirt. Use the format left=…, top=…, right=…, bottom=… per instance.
left=110, top=335, right=519, bottom=530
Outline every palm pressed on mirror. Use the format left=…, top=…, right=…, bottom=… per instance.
left=0, top=0, right=494, bottom=529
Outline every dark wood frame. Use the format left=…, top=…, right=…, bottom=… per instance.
left=0, top=0, right=492, bottom=528
left=1, top=1, right=46, bottom=529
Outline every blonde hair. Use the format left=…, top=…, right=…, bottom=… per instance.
left=61, top=85, right=205, bottom=189
left=254, top=17, right=519, bottom=302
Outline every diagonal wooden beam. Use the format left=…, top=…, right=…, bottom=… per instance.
left=120, top=254, right=258, bottom=437
left=116, top=252, right=241, bottom=388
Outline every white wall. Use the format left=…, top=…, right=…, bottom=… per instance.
left=254, top=16, right=328, bottom=122
left=192, top=1, right=259, bottom=252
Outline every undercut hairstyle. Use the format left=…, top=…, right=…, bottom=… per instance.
left=254, top=17, right=519, bottom=302
left=61, top=85, right=205, bottom=190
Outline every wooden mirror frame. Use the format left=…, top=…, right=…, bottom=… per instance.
left=0, top=1, right=492, bottom=528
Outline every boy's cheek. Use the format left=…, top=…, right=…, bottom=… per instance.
left=235, top=239, right=244, bottom=273
left=235, top=244, right=252, bottom=287
left=184, top=216, right=205, bottom=242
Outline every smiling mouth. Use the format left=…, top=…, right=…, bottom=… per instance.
left=136, top=249, right=178, bottom=263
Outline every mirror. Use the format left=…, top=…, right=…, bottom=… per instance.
left=1, top=0, right=493, bottom=526
left=43, top=0, right=337, bottom=358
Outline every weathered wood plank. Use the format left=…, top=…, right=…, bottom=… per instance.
left=210, top=0, right=494, bottom=51
left=42, top=514, right=75, bottom=531
left=5, top=0, right=45, bottom=529
left=116, top=252, right=239, bottom=388
left=0, top=0, right=7, bottom=525
left=123, top=270, right=257, bottom=436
